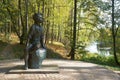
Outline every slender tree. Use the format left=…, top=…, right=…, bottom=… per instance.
left=25, top=0, right=29, bottom=33
left=111, top=0, right=120, bottom=66
left=69, top=0, right=77, bottom=60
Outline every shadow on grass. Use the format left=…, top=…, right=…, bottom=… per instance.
left=0, top=41, right=67, bottom=60
left=0, top=40, right=10, bottom=60
left=11, top=43, right=67, bottom=60
left=46, top=48, right=67, bottom=59
left=0, top=40, right=25, bottom=60
left=0, top=40, right=9, bottom=51
left=12, top=43, right=25, bottom=59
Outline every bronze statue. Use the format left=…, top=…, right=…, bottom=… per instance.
left=24, top=13, right=46, bottom=70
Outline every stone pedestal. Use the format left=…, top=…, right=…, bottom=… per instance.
left=8, top=64, right=59, bottom=74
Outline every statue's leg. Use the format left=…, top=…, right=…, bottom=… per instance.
left=24, top=44, right=33, bottom=70
left=24, top=48, right=29, bottom=70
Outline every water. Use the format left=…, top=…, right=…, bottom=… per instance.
left=85, top=42, right=111, bottom=56
left=85, top=42, right=98, bottom=53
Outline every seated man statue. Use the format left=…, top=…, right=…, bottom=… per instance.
left=24, top=13, right=46, bottom=70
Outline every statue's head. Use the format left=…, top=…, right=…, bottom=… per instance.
left=33, top=13, right=44, bottom=23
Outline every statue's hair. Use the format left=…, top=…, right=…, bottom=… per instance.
left=33, top=13, right=43, bottom=22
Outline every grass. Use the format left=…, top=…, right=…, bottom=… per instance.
left=77, top=53, right=120, bottom=71
left=103, top=65, right=120, bottom=71
left=46, top=48, right=65, bottom=59
left=12, top=43, right=25, bottom=59
left=0, top=40, right=8, bottom=52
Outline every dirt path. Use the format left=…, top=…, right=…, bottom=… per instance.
left=0, top=59, right=120, bottom=80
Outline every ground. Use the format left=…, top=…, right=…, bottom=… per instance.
left=0, top=59, right=120, bottom=80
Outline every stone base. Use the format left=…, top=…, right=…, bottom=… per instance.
left=7, top=65, right=59, bottom=74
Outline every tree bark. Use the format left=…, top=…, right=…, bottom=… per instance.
left=112, top=0, right=120, bottom=66
left=70, top=0, right=77, bottom=60
left=45, top=8, right=50, bottom=44
left=51, top=3, right=55, bottom=44
left=25, top=0, right=28, bottom=33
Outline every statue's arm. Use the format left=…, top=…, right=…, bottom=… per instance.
left=40, top=37, right=45, bottom=48
left=40, top=28, right=46, bottom=49
left=26, top=26, right=34, bottom=47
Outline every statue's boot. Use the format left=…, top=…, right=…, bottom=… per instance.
left=25, top=60, right=28, bottom=70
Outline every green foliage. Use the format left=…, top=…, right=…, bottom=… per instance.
left=76, top=52, right=120, bottom=71
left=75, top=0, right=101, bottom=47
left=94, top=0, right=111, bottom=11
left=78, top=53, right=117, bottom=66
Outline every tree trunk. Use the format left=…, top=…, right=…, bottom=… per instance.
left=18, top=0, right=25, bottom=44
left=45, top=8, right=50, bottom=44
left=25, top=0, right=28, bottom=33
left=51, top=3, right=55, bottom=44
left=51, top=23, right=54, bottom=44
left=112, top=0, right=120, bottom=66
left=70, top=0, right=77, bottom=60
left=57, top=25, right=61, bottom=41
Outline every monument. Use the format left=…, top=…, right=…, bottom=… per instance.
left=24, top=13, right=46, bottom=70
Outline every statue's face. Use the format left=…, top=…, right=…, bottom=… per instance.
left=37, top=14, right=43, bottom=23
left=33, top=13, right=44, bottom=23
